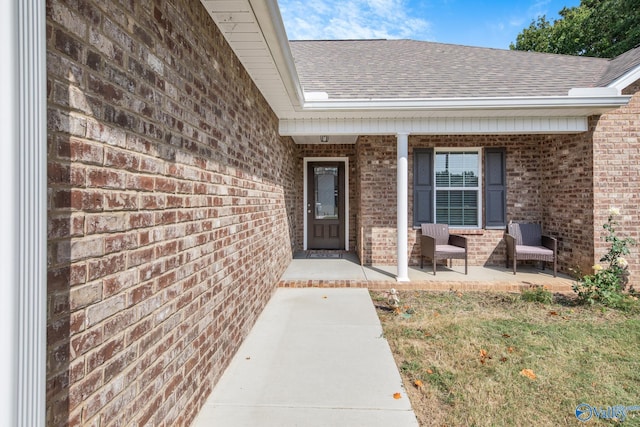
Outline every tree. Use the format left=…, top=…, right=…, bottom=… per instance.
left=510, top=0, right=640, bottom=58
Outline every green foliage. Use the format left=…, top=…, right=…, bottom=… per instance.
left=573, top=208, right=637, bottom=309
left=521, top=285, right=553, bottom=304
left=510, top=0, right=640, bottom=58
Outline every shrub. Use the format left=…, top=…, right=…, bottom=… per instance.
left=573, top=207, right=636, bottom=308
left=521, top=285, right=553, bottom=304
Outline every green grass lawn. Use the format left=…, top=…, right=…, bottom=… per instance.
left=373, top=290, right=640, bottom=426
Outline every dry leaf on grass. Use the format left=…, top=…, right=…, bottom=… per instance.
left=508, top=346, right=515, bottom=353
left=520, top=369, right=537, bottom=380
left=479, top=349, right=492, bottom=364
left=414, top=380, right=424, bottom=388
left=426, top=368, right=433, bottom=374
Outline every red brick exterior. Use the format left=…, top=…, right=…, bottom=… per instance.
left=356, top=136, right=398, bottom=264
left=540, top=131, right=595, bottom=274
left=47, top=1, right=297, bottom=425
left=592, top=80, right=640, bottom=280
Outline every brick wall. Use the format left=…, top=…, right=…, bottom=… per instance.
left=592, top=80, right=640, bottom=282
left=540, top=131, right=595, bottom=274
left=47, top=1, right=297, bottom=425
left=356, top=136, right=398, bottom=264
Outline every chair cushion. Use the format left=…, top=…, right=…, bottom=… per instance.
left=422, top=223, right=450, bottom=245
left=515, top=245, right=553, bottom=256
left=436, top=244, right=466, bottom=255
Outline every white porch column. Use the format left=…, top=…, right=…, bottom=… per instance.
left=1, top=1, right=47, bottom=426
left=396, top=133, right=410, bottom=282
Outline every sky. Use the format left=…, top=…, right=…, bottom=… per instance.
left=278, top=0, right=581, bottom=50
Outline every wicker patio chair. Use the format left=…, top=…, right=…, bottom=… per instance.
left=504, top=222, right=557, bottom=276
left=420, top=224, right=468, bottom=275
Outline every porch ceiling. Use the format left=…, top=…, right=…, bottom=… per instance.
left=201, top=0, right=632, bottom=141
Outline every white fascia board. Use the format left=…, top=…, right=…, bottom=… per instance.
left=301, top=95, right=631, bottom=112
left=608, top=64, right=640, bottom=92
left=248, top=0, right=305, bottom=108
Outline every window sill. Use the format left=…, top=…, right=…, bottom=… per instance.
left=413, top=226, right=487, bottom=236
left=449, top=228, right=484, bottom=235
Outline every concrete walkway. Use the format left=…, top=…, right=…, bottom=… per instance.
left=192, top=288, right=419, bottom=427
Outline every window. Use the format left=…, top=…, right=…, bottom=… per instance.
left=435, top=150, right=480, bottom=227
left=413, top=147, right=506, bottom=228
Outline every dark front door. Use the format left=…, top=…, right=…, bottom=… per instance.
left=307, top=162, right=345, bottom=249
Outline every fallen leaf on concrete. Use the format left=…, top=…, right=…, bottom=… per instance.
left=393, top=392, right=402, bottom=399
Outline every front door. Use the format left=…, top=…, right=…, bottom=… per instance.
left=307, top=162, right=345, bottom=249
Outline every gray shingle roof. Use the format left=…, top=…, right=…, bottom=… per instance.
left=289, top=39, right=613, bottom=99
left=597, top=45, right=640, bottom=86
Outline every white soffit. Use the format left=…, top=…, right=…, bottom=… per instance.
left=200, top=0, right=302, bottom=117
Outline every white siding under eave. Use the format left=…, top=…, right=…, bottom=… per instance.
left=279, top=116, right=588, bottom=137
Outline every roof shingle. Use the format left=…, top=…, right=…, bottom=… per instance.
left=597, top=44, right=640, bottom=86
left=290, top=39, right=613, bottom=99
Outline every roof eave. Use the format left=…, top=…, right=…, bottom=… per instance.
left=607, top=64, right=640, bottom=91
left=249, top=0, right=305, bottom=108
left=300, top=95, right=632, bottom=115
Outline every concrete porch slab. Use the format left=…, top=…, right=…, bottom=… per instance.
left=280, top=252, right=574, bottom=293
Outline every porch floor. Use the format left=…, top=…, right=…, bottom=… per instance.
left=280, top=252, right=574, bottom=293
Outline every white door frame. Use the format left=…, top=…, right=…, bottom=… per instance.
left=303, top=157, right=349, bottom=251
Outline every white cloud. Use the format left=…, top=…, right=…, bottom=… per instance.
left=278, top=0, right=432, bottom=40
